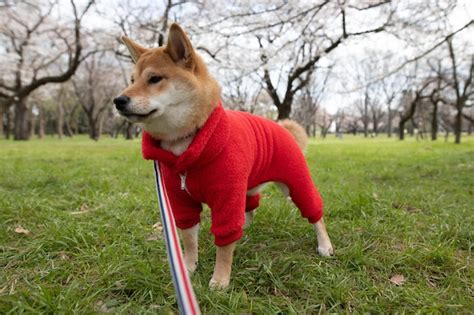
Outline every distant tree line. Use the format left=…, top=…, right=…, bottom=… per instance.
left=0, top=0, right=472, bottom=143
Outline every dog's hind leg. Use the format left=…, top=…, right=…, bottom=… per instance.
left=179, top=223, right=200, bottom=274
left=282, top=173, right=334, bottom=256
left=244, top=211, right=254, bottom=228
left=275, top=182, right=290, bottom=199
left=245, top=188, right=263, bottom=228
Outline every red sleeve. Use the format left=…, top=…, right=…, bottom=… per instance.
left=205, top=184, right=247, bottom=246
left=163, top=170, right=202, bottom=229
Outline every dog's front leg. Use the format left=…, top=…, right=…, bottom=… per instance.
left=209, top=241, right=236, bottom=290
left=179, top=223, right=199, bottom=274
left=313, top=218, right=334, bottom=256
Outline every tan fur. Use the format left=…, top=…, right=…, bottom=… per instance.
left=313, top=218, right=333, bottom=256
left=118, top=24, right=221, bottom=142
left=209, top=241, right=236, bottom=289
left=278, top=119, right=309, bottom=151
left=179, top=224, right=199, bottom=274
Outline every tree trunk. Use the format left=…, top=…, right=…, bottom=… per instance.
left=444, top=129, right=450, bottom=142
left=399, top=120, right=406, bottom=140
left=399, top=98, right=418, bottom=141
left=14, top=99, right=30, bottom=140
left=98, top=113, right=105, bottom=137
left=125, top=122, right=134, bottom=140
left=89, top=120, right=100, bottom=141
left=85, top=111, right=100, bottom=141
left=64, top=118, right=73, bottom=137
left=57, top=103, right=64, bottom=139
left=72, top=119, right=78, bottom=135
left=454, top=106, right=462, bottom=144
left=363, top=92, right=369, bottom=137
left=38, top=106, right=46, bottom=139
left=0, top=106, right=4, bottom=138
left=409, top=118, right=416, bottom=137
left=30, top=108, right=36, bottom=138
left=89, top=125, right=100, bottom=141
left=66, top=105, right=78, bottom=136
left=321, top=127, right=329, bottom=139
left=112, top=120, right=124, bottom=138
left=363, top=119, right=368, bottom=137
left=387, top=108, right=393, bottom=137
left=372, top=112, right=378, bottom=136
left=277, top=101, right=292, bottom=120
left=431, top=102, right=438, bottom=140
left=5, top=108, right=12, bottom=139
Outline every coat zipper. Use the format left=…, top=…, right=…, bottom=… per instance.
left=179, top=172, right=192, bottom=197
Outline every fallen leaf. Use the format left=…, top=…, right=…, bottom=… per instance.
left=71, top=203, right=90, bottom=215
left=6, top=277, right=18, bottom=294
left=14, top=226, right=30, bottom=235
left=94, top=300, right=110, bottom=313
left=152, top=222, right=163, bottom=232
left=392, top=202, right=402, bottom=209
left=70, top=211, right=87, bottom=215
left=59, top=251, right=70, bottom=260
left=392, top=203, right=421, bottom=213
left=146, top=233, right=160, bottom=241
left=272, top=287, right=290, bottom=298
left=405, top=205, right=421, bottom=212
left=390, top=274, right=405, bottom=286
left=427, top=277, right=437, bottom=288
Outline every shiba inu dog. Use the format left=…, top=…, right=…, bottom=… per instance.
left=114, top=23, right=333, bottom=290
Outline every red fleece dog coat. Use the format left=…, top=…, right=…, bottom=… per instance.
left=142, top=104, right=324, bottom=246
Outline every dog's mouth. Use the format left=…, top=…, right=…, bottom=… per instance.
left=119, top=109, right=158, bottom=119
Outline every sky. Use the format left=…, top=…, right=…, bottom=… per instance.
left=71, top=0, right=474, bottom=114
left=320, top=0, right=474, bottom=113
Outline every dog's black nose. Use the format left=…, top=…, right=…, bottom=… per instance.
left=113, top=95, right=130, bottom=111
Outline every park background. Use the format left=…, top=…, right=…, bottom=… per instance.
left=1, top=0, right=473, bottom=313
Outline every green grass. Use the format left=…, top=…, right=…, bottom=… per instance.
left=1, top=135, right=473, bottom=313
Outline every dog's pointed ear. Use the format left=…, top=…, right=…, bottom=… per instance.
left=165, top=23, right=194, bottom=66
left=121, top=36, right=147, bottom=63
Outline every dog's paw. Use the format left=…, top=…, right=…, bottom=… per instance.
left=185, top=260, right=198, bottom=275
left=209, top=277, right=230, bottom=290
left=317, top=243, right=334, bottom=257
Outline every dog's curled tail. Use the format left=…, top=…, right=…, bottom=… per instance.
left=278, top=119, right=308, bottom=151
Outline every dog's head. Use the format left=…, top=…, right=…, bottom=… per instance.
left=114, top=23, right=220, bottom=141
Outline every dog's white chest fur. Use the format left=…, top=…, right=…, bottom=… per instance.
left=161, top=137, right=194, bottom=156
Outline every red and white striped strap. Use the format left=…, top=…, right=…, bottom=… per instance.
left=153, top=161, right=200, bottom=315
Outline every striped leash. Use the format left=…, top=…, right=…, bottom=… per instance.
left=153, top=161, right=200, bottom=315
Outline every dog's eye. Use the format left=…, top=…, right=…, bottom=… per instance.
left=148, top=76, right=162, bottom=84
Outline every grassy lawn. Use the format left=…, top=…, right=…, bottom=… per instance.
left=0, top=135, right=473, bottom=313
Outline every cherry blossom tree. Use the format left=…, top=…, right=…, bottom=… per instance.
left=0, top=0, right=94, bottom=140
